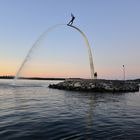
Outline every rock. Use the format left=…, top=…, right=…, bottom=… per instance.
left=90, top=84, right=95, bottom=88
left=49, top=79, right=139, bottom=93
left=74, top=82, right=81, bottom=88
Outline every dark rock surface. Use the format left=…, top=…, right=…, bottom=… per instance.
left=49, top=79, right=139, bottom=92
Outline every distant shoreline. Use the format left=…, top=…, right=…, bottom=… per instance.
left=0, top=76, right=140, bottom=83
left=0, top=76, right=65, bottom=80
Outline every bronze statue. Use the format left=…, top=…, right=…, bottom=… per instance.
left=67, top=13, right=75, bottom=26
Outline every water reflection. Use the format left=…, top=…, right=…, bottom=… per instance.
left=86, top=95, right=95, bottom=139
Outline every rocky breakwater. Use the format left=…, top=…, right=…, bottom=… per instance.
left=49, top=79, right=139, bottom=92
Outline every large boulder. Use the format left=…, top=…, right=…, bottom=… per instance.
left=73, top=82, right=81, bottom=88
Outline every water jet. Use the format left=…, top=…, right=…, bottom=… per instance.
left=14, top=24, right=95, bottom=83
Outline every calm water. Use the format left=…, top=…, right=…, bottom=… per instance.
left=0, top=79, right=140, bottom=140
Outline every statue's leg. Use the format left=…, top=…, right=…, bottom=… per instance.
left=67, top=21, right=71, bottom=25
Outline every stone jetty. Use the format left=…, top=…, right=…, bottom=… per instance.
left=49, top=79, right=139, bottom=92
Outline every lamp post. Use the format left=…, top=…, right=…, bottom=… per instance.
left=123, top=65, right=125, bottom=81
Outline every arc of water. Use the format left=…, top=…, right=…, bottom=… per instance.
left=14, top=24, right=65, bottom=81
left=14, top=23, right=95, bottom=82
left=67, top=25, right=94, bottom=79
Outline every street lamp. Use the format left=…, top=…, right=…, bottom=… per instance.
left=122, top=65, right=125, bottom=81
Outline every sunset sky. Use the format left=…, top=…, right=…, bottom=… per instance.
left=0, top=0, right=140, bottom=79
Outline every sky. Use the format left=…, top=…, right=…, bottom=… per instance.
left=0, top=0, right=140, bottom=79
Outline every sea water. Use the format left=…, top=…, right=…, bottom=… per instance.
left=0, top=79, right=140, bottom=140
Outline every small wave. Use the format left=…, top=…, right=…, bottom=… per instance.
left=8, top=83, right=46, bottom=88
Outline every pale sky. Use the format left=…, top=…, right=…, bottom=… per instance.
left=0, top=0, right=140, bottom=79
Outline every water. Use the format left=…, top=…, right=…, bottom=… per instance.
left=14, top=24, right=65, bottom=80
left=0, top=79, right=140, bottom=140
left=15, top=24, right=94, bottom=80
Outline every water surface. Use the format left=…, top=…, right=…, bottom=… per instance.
left=0, top=79, right=140, bottom=140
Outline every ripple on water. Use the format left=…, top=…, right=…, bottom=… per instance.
left=0, top=79, right=140, bottom=140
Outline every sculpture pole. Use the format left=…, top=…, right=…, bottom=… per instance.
left=67, top=25, right=95, bottom=79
